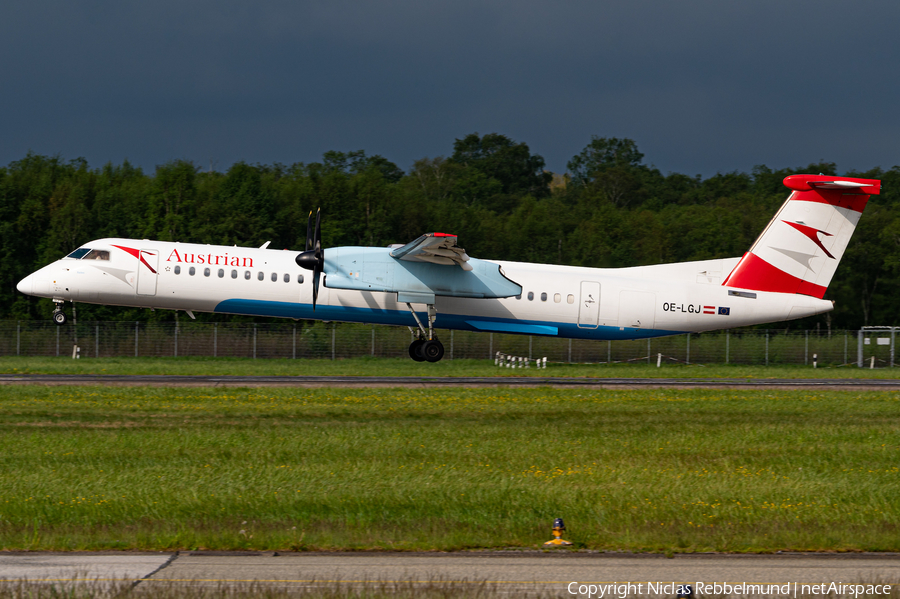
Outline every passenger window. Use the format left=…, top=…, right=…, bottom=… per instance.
left=84, top=249, right=110, bottom=260
left=297, top=274, right=304, bottom=284
left=231, top=269, right=238, bottom=279
left=271, top=272, right=277, bottom=282
left=527, top=292, right=534, bottom=301
left=244, top=270, right=251, bottom=280
left=567, top=294, right=574, bottom=304
left=174, top=265, right=181, bottom=275
left=204, top=268, right=211, bottom=277
left=66, top=248, right=91, bottom=259
left=540, top=292, right=547, bottom=302
left=554, top=293, right=561, bottom=303
left=515, top=294, right=521, bottom=300
left=283, top=273, right=290, bottom=283
left=189, top=267, right=195, bottom=276
left=258, top=271, right=264, bottom=281
left=217, top=269, right=224, bottom=278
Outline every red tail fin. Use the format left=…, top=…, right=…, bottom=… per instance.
left=722, top=175, right=880, bottom=297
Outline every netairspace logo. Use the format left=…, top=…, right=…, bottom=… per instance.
left=566, top=581, right=892, bottom=598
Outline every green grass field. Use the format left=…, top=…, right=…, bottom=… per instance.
left=1, top=356, right=899, bottom=378
left=1, top=385, right=897, bottom=553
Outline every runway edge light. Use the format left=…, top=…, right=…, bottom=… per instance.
left=543, top=517, right=572, bottom=546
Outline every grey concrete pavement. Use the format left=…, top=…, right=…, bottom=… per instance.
left=0, top=552, right=172, bottom=581
left=147, top=552, right=900, bottom=585
left=2, top=552, right=899, bottom=596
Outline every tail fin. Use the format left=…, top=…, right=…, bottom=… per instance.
left=722, top=174, right=881, bottom=298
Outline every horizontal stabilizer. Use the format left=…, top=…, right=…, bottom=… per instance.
left=783, top=174, right=881, bottom=195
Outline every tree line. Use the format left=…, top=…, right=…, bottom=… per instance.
left=2, top=133, right=899, bottom=330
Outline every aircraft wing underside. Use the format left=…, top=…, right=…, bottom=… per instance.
left=324, top=233, right=520, bottom=303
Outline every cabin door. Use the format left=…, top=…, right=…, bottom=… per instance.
left=136, top=249, right=159, bottom=296
left=577, top=281, right=601, bottom=328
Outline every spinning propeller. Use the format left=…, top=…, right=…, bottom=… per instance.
left=296, top=209, right=324, bottom=309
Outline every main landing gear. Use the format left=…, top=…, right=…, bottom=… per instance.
left=406, top=302, right=444, bottom=362
left=52, top=301, right=67, bottom=326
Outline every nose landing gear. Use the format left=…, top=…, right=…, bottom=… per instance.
left=406, top=302, right=445, bottom=362
left=52, top=301, right=67, bottom=326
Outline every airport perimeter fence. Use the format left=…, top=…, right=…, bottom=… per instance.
left=0, top=320, right=895, bottom=367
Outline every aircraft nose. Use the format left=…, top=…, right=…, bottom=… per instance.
left=16, top=274, right=33, bottom=295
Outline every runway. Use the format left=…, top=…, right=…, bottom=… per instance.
left=1, top=552, right=898, bottom=596
left=1, top=373, right=900, bottom=389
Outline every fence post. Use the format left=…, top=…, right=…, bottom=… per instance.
left=253, top=324, right=257, bottom=359
left=450, top=330, right=454, bottom=360
left=568, top=338, right=572, bottom=363
left=16, top=321, right=19, bottom=356
left=293, top=324, right=296, bottom=359
left=95, top=324, right=99, bottom=358
left=135, top=321, right=139, bottom=358
left=725, top=331, right=730, bottom=364
left=331, top=324, right=335, bottom=361
left=489, top=333, right=493, bottom=359
left=686, top=333, right=690, bottom=365
left=371, top=326, right=375, bottom=356
left=891, top=327, right=897, bottom=368
left=765, top=331, right=769, bottom=366
left=805, top=330, right=809, bottom=365
left=647, top=338, right=651, bottom=364
left=857, top=330, right=863, bottom=367
left=607, top=340, right=611, bottom=364
left=214, top=323, right=218, bottom=357
left=174, top=321, right=178, bottom=357
left=844, top=331, right=848, bottom=365
left=529, top=336, right=533, bottom=360
left=56, top=325, right=60, bottom=357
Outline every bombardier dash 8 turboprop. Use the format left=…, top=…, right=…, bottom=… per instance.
left=16, top=174, right=880, bottom=362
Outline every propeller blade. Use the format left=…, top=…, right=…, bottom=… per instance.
left=296, top=208, right=325, bottom=310
left=314, top=208, right=322, bottom=256
left=312, top=270, right=320, bottom=310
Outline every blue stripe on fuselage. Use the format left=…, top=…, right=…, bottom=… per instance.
left=213, top=298, right=686, bottom=341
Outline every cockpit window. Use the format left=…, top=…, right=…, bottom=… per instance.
left=83, top=249, right=110, bottom=260
left=66, top=248, right=91, bottom=259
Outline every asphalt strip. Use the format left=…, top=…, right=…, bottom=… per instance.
left=1, top=374, right=900, bottom=389
left=1, top=552, right=898, bottom=594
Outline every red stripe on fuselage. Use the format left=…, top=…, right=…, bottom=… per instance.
left=112, top=244, right=157, bottom=274
left=722, top=252, right=827, bottom=298
left=112, top=244, right=139, bottom=259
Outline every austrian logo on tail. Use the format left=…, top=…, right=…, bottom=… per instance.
left=782, top=221, right=835, bottom=259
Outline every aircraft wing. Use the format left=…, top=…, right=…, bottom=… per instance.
left=323, top=233, right=521, bottom=301
left=389, top=233, right=473, bottom=271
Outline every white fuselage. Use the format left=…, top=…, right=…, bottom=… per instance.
left=18, top=238, right=833, bottom=340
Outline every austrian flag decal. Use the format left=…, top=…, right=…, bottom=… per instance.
left=703, top=306, right=715, bottom=314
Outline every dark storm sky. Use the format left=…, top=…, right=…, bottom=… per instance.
left=2, top=1, right=897, bottom=177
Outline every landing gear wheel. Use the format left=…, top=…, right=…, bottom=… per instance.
left=422, top=339, right=444, bottom=363
left=409, top=339, right=426, bottom=362
left=52, top=311, right=67, bottom=326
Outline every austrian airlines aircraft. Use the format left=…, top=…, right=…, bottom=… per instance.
left=16, top=174, right=880, bottom=362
